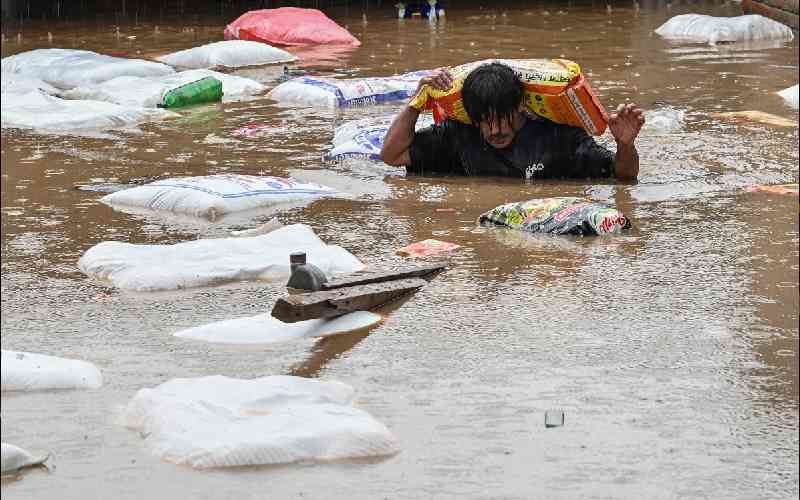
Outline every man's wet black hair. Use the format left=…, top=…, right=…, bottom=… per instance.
left=461, top=62, right=524, bottom=126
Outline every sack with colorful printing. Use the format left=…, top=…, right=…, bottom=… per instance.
left=409, top=59, right=608, bottom=135
left=478, top=197, right=630, bottom=236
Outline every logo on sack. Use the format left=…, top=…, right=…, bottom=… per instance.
left=525, top=162, right=544, bottom=179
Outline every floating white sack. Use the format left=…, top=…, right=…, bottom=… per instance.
left=124, top=375, right=399, bottom=468
left=0, top=48, right=175, bottom=90
left=100, top=175, right=334, bottom=220
left=1, top=350, right=103, bottom=392
left=268, top=70, right=432, bottom=108
left=174, top=311, right=382, bottom=345
left=157, top=40, right=296, bottom=69
left=778, top=84, right=799, bottom=110
left=62, top=69, right=265, bottom=108
left=1, top=91, right=176, bottom=131
left=1, top=73, right=58, bottom=96
left=78, top=223, right=364, bottom=292
left=1, top=443, right=49, bottom=474
left=655, top=14, right=794, bottom=44
left=328, top=114, right=435, bottom=161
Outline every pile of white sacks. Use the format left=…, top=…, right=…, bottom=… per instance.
left=0, top=41, right=291, bottom=132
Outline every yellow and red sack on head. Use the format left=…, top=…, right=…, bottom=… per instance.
left=409, top=59, right=608, bottom=136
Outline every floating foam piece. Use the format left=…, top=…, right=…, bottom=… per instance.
left=655, top=14, right=794, bottom=44
left=124, top=375, right=399, bottom=468
left=642, top=107, right=685, bottom=135
left=1, top=90, right=177, bottom=131
left=1, top=350, right=103, bottom=392
left=100, top=175, right=334, bottom=220
left=224, top=7, right=361, bottom=47
left=778, top=84, right=799, bottom=110
left=174, top=310, right=382, bottom=345
left=1, top=443, right=49, bottom=474
left=156, top=40, right=296, bottom=69
left=268, top=71, right=431, bottom=108
left=0, top=48, right=175, bottom=90
left=62, top=70, right=265, bottom=108
left=1, top=73, right=58, bottom=96
left=711, top=110, right=798, bottom=127
left=78, top=224, right=364, bottom=292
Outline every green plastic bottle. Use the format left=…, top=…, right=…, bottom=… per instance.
left=160, top=77, right=223, bottom=109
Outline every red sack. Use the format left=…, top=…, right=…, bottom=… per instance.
left=224, top=8, right=360, bottom=47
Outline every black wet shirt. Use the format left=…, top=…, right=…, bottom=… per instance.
left=407, top=117, right=615, bottom=179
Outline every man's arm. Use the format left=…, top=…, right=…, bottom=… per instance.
left=380, top=69, right=454, bottom=166
left=608, top=103, right=645, bottom=181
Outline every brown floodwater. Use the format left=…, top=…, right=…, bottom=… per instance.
left=1, top=1, right=798, bottom=499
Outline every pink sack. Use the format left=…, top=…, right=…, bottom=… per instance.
left=224, top=7, right=360, bottom=47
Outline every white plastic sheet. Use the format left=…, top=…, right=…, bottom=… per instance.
left=268, top=70, right=431, bottom=108
left=1, top=48, right=175, bottom=90
left=174, top=311, right=382, bottom=345
left=778, top=84, right=799, bottom=110
left=655, top=14, right=794, bottom=44
left=1, top=91, right=177, bottom=131
left=124, top=375, right=399, bottom=468
left=78, top=224, right=364, bottom=292
left=1, top=350, right=103, bottom=392
left=62, top=69, right=265, bottom=108
left=157, top=40, right=296, bottom=69
left=100, top=175, right=334, bottom=220
left=1, top=443, right=48, bottom=474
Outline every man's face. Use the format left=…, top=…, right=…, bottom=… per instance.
left=478, top=110, right=521, bottom=149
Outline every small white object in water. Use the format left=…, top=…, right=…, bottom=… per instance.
left=1, top=350, right=103, bottom=392
left=174, top=310, right=382, bottom=345
left=777, top=84, right=799, bottom=110
left=1, top=443, right=49, bottom=474
left=642, top=106, right=686, bottom=135
left=124, top=375, right=400, bottom=468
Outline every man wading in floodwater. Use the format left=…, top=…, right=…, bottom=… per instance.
left=380, top=62, right=645, bottom=180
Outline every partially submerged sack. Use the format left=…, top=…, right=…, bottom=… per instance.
left=479, top=197, right=630, bottom=235
left=62, top=70, right=264, bottom=108
left=156, top=40, right=296, bottom=69
left=100, top=174, right=335, bottom=220
left=1, top=90, right=176, bottom=132
left=655, top=14, right=794, bottom=44
left=1, top=73, right=59, bottom=96
left=1, top=443, right=49, bottom=474
left=0, top=48, right=175, bottom=90
left=1, top=349, right=103, bottom=392
left=124, top=375, right=398, bottom=468
left=778, top=84, right=799, bottom=109
left=326, top=115, right=435, bottom=161
left=224, top=7, right=360, bottom=46
left=268, top=71, right=431, bottom=108
left=409, top=59, right=608, bottom=135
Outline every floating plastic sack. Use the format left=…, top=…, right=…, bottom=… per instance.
left=174, top=311, right=382, bottom=345
left=1, top=73, right=58, bottom=96
left=0, top=48, right=175, bottom=90
left=62, top=70, right=264, bottom=108
left=268, top=71, right=432, bottom=108
left=124, top=375, right=399, bottom=468
left=1, top=350, right=103, bottom=392
left=78, top=224, right=364, bottom=292
left=1, top=443, right=49, bottom=474
left=409, top=59, right=608, bottom=135
left=156, top=40, right=296, bottom=69
left=1, top=90, right=177, bottom=132
left=224, top=7, right=360, bottom=47
left=778, top=84, right=799, bottom=110
left=328, top=114, right=435, bottom=161
left=397, top=239, right=461, bottom=257
left=100, top=175, right=335, bottom=220
left=479, top=197, right=631, bottom=235
left=746, top=183, right=799, bottom=196
left=654, top=14, right=794, bottom=44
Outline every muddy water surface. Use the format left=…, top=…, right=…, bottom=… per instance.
left=1, top=1, right=798, bottom=499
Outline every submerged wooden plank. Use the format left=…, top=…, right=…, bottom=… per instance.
left=321, top=263, right=447, bottom=290
left=272, top=278, right=427, bottom=323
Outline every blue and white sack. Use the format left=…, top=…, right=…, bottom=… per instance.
left=326, top=114, right=435, bottom=161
